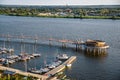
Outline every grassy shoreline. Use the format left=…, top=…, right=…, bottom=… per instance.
left=1, top=14, right=120, bottom=20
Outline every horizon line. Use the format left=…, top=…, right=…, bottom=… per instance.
left=0, top=4, right=120, bottom=6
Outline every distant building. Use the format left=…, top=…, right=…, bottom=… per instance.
left=38, top=13, right=52, bottom=16
left=38, top=12, right=58, bottom=16
left=57, top=12, right=67, bottom=16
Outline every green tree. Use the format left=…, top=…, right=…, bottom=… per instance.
left=100, top=9, right=109, bottom=16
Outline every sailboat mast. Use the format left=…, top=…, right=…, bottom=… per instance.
left=34, top=34, right=38, bottom=53
left=20, top=33, right=24, bottom=53
left=3, top=39, right=5, bottom=48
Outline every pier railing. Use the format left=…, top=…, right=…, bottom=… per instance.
left=0, top=34, right=84, bottom=49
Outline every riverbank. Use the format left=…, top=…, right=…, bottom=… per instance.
left=0, top=5, right=120, bottom=20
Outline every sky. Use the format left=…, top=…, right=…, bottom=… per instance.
left=0, top=0, right=120, bottom=5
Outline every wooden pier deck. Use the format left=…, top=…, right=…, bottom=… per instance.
left=45, top=56, right=76, bottom=76
left=0, top=65, right=48, bottom=80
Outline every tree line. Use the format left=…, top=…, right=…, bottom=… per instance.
left=0, top=6, right=120, bottom=19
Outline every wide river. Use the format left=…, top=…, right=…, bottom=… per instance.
left=0, top=15, right=120, bottom=80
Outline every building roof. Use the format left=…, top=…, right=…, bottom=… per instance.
left=86, top=39, right=105, bottom=43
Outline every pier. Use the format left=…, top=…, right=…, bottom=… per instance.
left=0, top=34, right=109, bottom=56
left=45, top=56, right=76, bottom=76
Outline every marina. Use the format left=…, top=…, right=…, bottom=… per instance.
left=0, top=32, right=110, bottom=79
left=0, top=56, right=76, bottom=80
left=0, top=15, right=120, bottom=80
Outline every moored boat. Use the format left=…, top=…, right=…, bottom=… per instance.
left=0, top=58, right=6, bottom=62
left=28, top=68, right=43, bottom=74
left=2, top=59, right=9, bottom=65
left=6, top=55, right=18, bottom=59
left=48, top=64, right=56, bottom=69
left=66, top=64, right=72, bottom=67
left=32, top=53, right=41, bottom=57
left=56, top=54, right=69, bottom=60
left=40, top=68, right=50, bottom=73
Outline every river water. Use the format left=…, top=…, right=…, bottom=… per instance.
left=0, top=15, right=120, bottom=80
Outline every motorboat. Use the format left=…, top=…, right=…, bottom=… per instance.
left=66, top=64, right=72, bottom=67
left=2, top=59, right=9, bottom=65
left=56, top=54, right=69, bottom=60
left=32, top=53, right=41, bottom=57
left=48, top=64, right=56, bottom=69
left=8, top=59, right=15, bottom=64
left=51, top=60, right=62, bottom=67
left=0, top=58, right=5, bottom=62
left=6, top=55, right=18, bottom=59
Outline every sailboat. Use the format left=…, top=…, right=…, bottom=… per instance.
left=1, top=40, right=7, bottom=54
left=28, top=59, right=42, bottom=74
left=6, top=33, right=14, bottom=54
left=31, top=38, right=41, bottom=57
left=28, top=42, right=42, bottom=74
left=19, top=38, right=28, bottom=61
